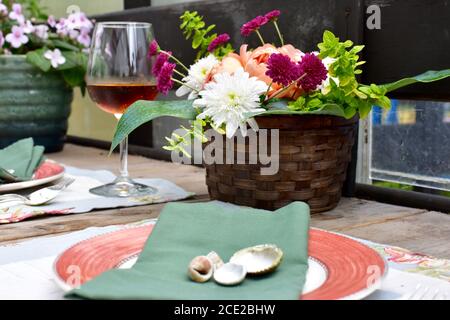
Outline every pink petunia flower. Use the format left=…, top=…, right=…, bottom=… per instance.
left=297, top=53, right=328, bottom=92
left=266, top=53, right=301, bottom=86
left=241, top=15, right=268, bottom=37
left=152, top=51, right=171, bottom=77
left=8, top=3, right=24, bottom=23
left=0, top=31, right=4, bottom=48
left=5, top=25, right=28, bottom=48
left=265, top=10, right=281, bottom=21
left=207, top=33, right=230, bottom=52
left=44, top=49, right=66, bottom=68
left=77, top=28, right=91, bottom=47
left=157, top=62, right=176, bottom=95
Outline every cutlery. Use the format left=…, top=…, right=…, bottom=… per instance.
left=0, top=177, right=75, bottom=207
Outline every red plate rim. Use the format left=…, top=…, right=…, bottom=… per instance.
left=54, top=226, right=387, bottom=300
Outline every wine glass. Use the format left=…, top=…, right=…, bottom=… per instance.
left=86, top=22, right=158, bottom=197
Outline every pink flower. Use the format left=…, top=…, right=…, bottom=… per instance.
left=20, top=20, right=35, bottom=34
left=0, top=1, right=8, bottom=16
left=297, top=53, right=328, bottom=92
left=265, top=10, right=281, bottom=21
left=148, top=39, right=159, bottom=57
left=157, top=62, right=176, bottom=95
left=77, top=28, right=91, bottom=47
left=34, top=25, right=49, bottom=40
left=5, top=25, right=28, bottom=48
left=8, top=3, right=24, bottom=23
left=152, top=51, right=171, bottom=77
left=56, top=18, right=68, bottom=36
left=207, top=33, right=230, bottom=52
left=44, top=49, right=66, bottom=68
left=66, top=12, right=93, bottom=31
left=0, top=31, right=4, bottom=48
left=266, top=53, right=301, bottom=86
left=209, top=43, right=304, bottom=99
left=47, top=15, right=56, bottom=28
left=240, top=15, right=268, bottom=36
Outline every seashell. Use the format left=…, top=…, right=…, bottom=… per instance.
left=213, top=262, right=247, bottom=286
left=230, top=244, right=283, bottom=275
left=188, top=256, right=213, bottom=283
left=207, top=251, right=224, bottom=270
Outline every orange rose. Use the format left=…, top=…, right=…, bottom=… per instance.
left=208, top=44, right=304, bottom=99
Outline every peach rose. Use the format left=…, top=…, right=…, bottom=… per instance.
left=208, top=44, right=304, bottom=99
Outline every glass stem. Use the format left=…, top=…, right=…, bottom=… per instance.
left=119, top=137, right=129, bottom=179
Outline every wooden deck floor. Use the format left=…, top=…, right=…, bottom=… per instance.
left=1, top=144, right=449, bottom=259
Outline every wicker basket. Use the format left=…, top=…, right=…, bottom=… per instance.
left=204, top=115, right=358, bottom=213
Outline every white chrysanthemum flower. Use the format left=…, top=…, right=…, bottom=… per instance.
left=194, top=68, right=268, bottom=138
left=321, top=57, right=340, bottom=94
left=176, top=54, right=219, bottom=100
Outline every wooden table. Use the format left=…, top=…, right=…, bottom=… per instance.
left=1, top=144, right=449, bottom=259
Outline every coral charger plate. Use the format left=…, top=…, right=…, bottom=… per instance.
left=54, top=226, right=386, bottom=300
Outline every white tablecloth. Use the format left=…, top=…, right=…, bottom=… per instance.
left=0, top=220, right=449, bottom=300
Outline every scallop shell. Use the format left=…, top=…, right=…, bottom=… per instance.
left=188, top=256, right=213, bottom=283
left=213, top=262, right=247, bottom=286
left=230, top=244, right=283, bottom=275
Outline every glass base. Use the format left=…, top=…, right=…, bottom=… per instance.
left=89, top=177, right=157, bottom=198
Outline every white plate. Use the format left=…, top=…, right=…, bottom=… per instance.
left=0, top=160, right=65, bottom=193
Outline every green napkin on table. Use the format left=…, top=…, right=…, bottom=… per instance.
left=70, top=201, right=310, bottom=300
left=0, top=138, right=45, bottom=183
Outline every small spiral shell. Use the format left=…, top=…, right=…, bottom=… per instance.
left=187, top=256, right=213, bottom=283
left=207, top=251, right=224, bottom=270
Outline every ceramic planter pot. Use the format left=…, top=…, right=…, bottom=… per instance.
left=0, top=55, right=73, bottom=153
left=204, top=115, right=358, bottom=213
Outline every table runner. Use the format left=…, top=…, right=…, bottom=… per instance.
left=0, top=166, right=194, bottom=224
left=0, top=218, right=449, bottom=300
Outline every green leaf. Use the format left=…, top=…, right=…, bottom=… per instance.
left=111, top=100, right=197, bottom=152
left=50, top=39, right=81, bottom=52
left=249, top=100, right=349, bottom=118
left=381, top=69, right=450, bottom=92
left=26, top=49, right=51, bottom=72
left=57, top=51, right=84, bottom=70
left=62, top=67, right=85, bottom=88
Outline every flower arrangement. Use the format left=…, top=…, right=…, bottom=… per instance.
left=112, top=9, right=450, bottom=154
left=0, top=0, right=94, bottom=91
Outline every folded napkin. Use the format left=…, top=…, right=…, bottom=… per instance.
left=0, top=138, right=44, bottom=183
left=70, top=201, right=310, bottom=300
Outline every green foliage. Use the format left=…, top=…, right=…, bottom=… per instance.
left=285, top=30, right=391, bottom=119
left=111, top=100, right=197, bottom=153
left=163, top=119, right=208, bottom=158
left=180, top=11, right=232, bottom=60
left=26, top=48, right=52, bottom=72
left=26, top=49, right=88, bottom=92
left=1, top=0, right=90, bottom=90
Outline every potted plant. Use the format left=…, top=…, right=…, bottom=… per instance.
left=112, top=10, right=450, bottom=212
left=0, top=0, right=93, bottom=152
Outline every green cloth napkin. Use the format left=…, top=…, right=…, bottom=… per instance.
left=70, top=201, right=310, bottom=300
left=0, top=138, right=44, bottom=183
